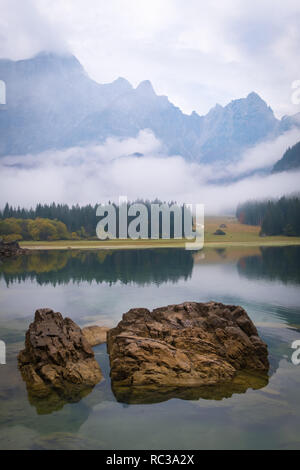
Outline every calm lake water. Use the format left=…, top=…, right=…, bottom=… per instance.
left=0, top=246, right=300, bottom=450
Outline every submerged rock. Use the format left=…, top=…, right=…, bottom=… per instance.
left=107, top=302, right=269, bottom=392
left=82, top=326, right=110, bottom=347
left=18, top=309, right=102, bottom=404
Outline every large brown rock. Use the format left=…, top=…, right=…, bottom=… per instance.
left=107, top=302, right=269, bottom=391
left=18, top=309, right=103, bottom=403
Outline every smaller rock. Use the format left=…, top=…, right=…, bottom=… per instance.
left=82, top=326, right=110, bottom=347
left=18, top=309, right=103, bottom=405
left=0, top=239, right=27, bottom=258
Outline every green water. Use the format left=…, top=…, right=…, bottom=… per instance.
left=0, top=246, right=300, bottom=450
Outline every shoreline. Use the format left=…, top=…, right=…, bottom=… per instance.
left=19, top=239, right=300, bottom=251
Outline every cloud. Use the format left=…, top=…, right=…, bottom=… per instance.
left=1, top=129, right=300, bottom=215
left=205, top=128, right=300, bottom=179
left=0, top=0, right=67, bottom=59
left=1, top=0, right=300, bottom=117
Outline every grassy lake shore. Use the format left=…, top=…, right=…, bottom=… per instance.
left=19, top=238, right=300, bottom=250
left=18, top=217, right=300, bottom=250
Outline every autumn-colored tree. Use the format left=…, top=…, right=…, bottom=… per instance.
left=0, top=217, right=70, bottom=241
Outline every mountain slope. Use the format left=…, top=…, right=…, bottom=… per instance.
left=273, top=141, right=300, bottom=173
left=0, top=52, right=299, bottom=162
left=0, top=52, right=134, bottom=155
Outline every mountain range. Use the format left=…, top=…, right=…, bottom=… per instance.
left=0, top=51, right=300, bottom=164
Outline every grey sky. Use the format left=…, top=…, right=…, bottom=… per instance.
left=0, top=0, right=300, bottom=117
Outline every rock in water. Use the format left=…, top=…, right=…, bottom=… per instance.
left=107, top=302, right=269, bottom=390
left=0, top=239, right=27, bottom=258
left=82, top=326, right=110, bottom=347
left=18, top=309, right=103, bottom=404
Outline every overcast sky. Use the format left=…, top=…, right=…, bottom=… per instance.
left=1, top=0, right=300, bottom=117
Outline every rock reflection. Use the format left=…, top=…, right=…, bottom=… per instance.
left=111, top=370, right=269, bottom=405
left=24, top=382, right=96, bottom=415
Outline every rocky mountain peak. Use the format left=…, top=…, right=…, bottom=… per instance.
left=136, top=80, right=156, bottom=96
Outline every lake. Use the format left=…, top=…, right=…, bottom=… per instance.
left=0, top=246, right=300, bottom=450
